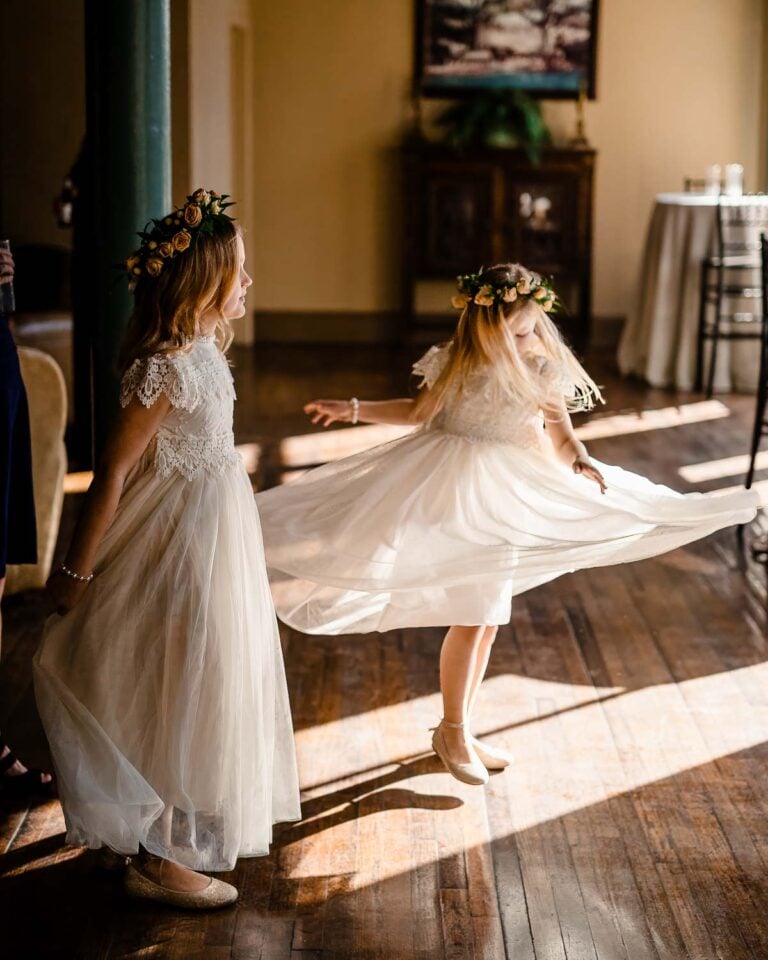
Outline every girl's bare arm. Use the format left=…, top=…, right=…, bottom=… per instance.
left=48, top=395, right=171, bottom=610
left=305, top=398, right=427, bottom=427
left=543, top=400, right=607, bottom=493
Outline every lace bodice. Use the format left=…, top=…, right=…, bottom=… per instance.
left=120, top=337, right=240, bottom=481
left=412, top=343, right=567, bottom=448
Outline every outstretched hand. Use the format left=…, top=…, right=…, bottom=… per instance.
left=304, top=399, right=353, bottom=428
left=573, top=458, right=607, bottom=494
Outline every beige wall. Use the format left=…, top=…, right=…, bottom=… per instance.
left=0, top=0, right=85, bottom=248
left=181, top=0, right=256, bottom=341
left=248, top=0, right=765, bottom=325
left=543, top=0, right=765, bottom=317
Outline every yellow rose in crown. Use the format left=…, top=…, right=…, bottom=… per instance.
left=451, top=293, right=469, bottom=310
left=532, top=286, right=549, bottom=302
left=183, top=203, right=203, bottom=227
left=209, top=199, right=222, bottom=215
left=158, top=241, right=174, bottom=258
left=192, top=188, right=210, bottom=205
left=172, top=229, right=192, bottom=252
left=125, top=255, right=139, bottom=271
left=474, top=285, right=495, bottom=307
left=516, top=277, right=532, bottom=295
left=502, top=286, right=518, bottom=303
left=145, top=257, right=164, bottom=277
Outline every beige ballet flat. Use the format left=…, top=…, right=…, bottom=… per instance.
left=471, top=736, right=513, bottom=771
left=124, top=863, right=238, bottom=910
left=431, top=720, right=489, bottom=786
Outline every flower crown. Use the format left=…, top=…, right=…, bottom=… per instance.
left=452, top=271, right=557, bottom=313
left=124, top=188, right=236, bottom=289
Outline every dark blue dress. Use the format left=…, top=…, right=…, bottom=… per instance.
left=0, top=314, right=37, bottom=577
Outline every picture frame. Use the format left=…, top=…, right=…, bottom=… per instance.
left=416, top=0, right=600, bottom=99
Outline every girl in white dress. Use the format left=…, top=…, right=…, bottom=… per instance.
left=256, top=263, right=760, bottom=787
left=34, top=190, right=300, bottom=909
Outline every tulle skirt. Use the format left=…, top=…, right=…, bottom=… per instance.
left=256, top=426, right=761, bottom=634
left=34, top=450, right=301, bottom=871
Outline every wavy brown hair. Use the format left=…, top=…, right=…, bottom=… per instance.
left=119, top=219, right=240, bottom=370
left=413, top=263, right=602, bottom=422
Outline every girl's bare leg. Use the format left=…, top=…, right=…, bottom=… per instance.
left=439, top=625, right=486, bottom=763
left=138, top=806, right=210, bottom=892
left=466, top=626, right=498, bottom=726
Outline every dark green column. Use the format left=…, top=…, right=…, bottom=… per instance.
left=81, top=0, right=171, bottom=461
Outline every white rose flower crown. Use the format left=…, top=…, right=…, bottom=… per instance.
left=123, top=188, right=236, bottom=290
left=452, top=269, right=558, bottom=313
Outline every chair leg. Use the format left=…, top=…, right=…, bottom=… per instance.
left=746, top=334, right=768, bottom=490
left=705, top=268, right=725, bottom=399
left=695, top=263, right=709, bottom=394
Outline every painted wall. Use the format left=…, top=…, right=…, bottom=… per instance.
left=248, top=0, right=765, bottom=325
left=183, top=0, right=256, bottom=342
left=0, top=0, right=85, bottom=248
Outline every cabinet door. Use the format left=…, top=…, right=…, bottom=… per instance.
left=416, top=164, right=495, bottom=277
left=506, top=176, right=580, bottom=275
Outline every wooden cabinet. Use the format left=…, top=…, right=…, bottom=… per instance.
left=402, top=142, right=596, bottom=349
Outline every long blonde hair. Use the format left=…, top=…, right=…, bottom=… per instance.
left=119, top=220, right=240, bottom=370
left=414, top=263, right=602, bottom=422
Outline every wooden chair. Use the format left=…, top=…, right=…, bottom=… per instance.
left=696, top=196, right=768, bottom=397
left=745, top=234, right=768, bottom=490
left=741, top=234, right=768, bottom=564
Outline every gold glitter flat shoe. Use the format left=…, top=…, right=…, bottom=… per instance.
left=124, top=863, right=238, bottom=910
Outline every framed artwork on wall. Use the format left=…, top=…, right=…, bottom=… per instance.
left=416, top=0, right=600, bottom=99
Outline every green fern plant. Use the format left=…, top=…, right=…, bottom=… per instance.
left=434, top=91, right=551, bottom=164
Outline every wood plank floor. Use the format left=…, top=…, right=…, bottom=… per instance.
left=1, top=344, right=767, bottom=960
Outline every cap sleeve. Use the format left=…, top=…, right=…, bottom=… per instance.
left=525, top=353, right=572, bottom=405
left=120, top=354, right=191, bottom=410
left=412, top=344, right=450, bottom=390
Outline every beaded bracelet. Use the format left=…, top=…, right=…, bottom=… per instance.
left=59, top=563, right=94, bottom=583
left=349, top=397, right=360, bottom=425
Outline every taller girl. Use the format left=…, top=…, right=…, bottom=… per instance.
left=35, top=190, right=300, bottom=908
left=256, top=263, right=759, bottom=787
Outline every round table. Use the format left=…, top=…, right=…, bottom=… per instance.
left=617, top=192, right=762, bottom=392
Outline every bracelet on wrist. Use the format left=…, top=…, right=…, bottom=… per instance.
left=349, top=397, right=360, bottom=425
left=59, top=563, right=94, bottom=583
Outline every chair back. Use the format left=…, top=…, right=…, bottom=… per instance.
left=762, top=234, right=768, bottom=333
left=717, top=196, right=768, bottom=263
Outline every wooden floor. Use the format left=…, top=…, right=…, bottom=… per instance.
left=1, top=344, right=767, bottom=960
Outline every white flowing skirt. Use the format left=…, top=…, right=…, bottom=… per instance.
left=256, top=427, right=761, bottom=634
left=34, top=451, right=301, bottom=871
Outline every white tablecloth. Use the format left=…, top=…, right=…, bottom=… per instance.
left=617, top=192, right=762, bottom=392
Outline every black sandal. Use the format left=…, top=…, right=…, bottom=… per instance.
left=0, top=736, right=55, bottom=799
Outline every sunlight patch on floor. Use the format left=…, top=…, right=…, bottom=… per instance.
left=679, top=450, right=768, bottom=484
left=574, top=400, right=731, bottom=441
left=287, top=663, right=768, bottom=880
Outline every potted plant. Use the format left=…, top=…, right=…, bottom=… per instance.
left=434, top=90, right=551, bottom=164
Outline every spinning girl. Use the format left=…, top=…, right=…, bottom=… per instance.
left=34, top=190, right=300, bottom=908
left=256, top=263, right=759, bottom=787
